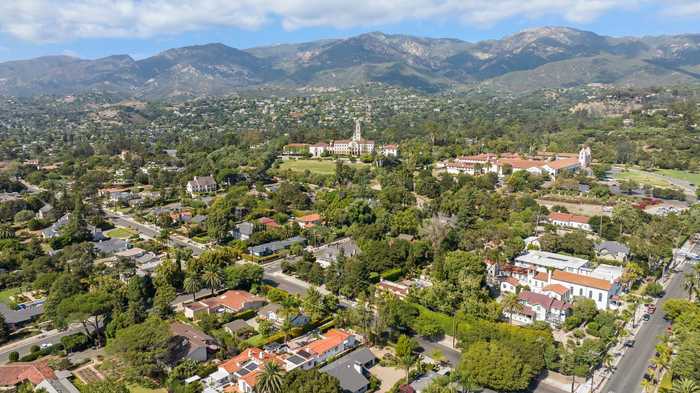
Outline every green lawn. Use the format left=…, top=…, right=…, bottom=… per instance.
left=0, top=287, right=21, bottom=306
left=656, top=169, right=700, bottom=185
left=614, top=168, right=675, bottom=188
left=105, top=227, right=137, bottom=239
left=278, top=159, right=366, bottom=175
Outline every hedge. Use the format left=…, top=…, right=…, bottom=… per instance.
left=380, top=268, right=403, bottom=281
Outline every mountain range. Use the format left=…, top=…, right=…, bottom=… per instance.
left=2, top=27, right=700, bottom=98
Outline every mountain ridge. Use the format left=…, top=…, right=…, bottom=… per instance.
left=2, top=27, right=700, bottom=98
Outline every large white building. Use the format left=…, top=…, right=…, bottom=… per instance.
left=514, top=250, right=590, bottom=273
left=310, top=120, right=375, bottom=157
left=442, top=147, right=591, bottom=179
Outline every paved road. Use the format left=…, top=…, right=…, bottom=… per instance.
left=601, top=263, right=692, bottom=393
left=0, top=325, right=83, bottom=363
left=106, top=211, right=205, bottom=255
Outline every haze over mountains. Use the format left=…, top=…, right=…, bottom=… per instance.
left=2, top=26, right=700, bottom=98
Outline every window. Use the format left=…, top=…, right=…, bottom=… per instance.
left=589, top=290, right=593, bottom=298
left=579, top=288, right=583, bottom=296
left=598, top=293, right=602, bottom=302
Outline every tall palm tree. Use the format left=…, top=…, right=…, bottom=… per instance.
left=641, top=378, right=654, bottom=393
left=183, top=276, right=202, bottom=301
left=202, top=268, right=223, bottom=296
left=501, top=293, right=523, bottom=324
left=255, top=362, right=284, bottom=393
left=672, top=378, right=700, bottom=393
left=683, top=273, right=698, bottom=300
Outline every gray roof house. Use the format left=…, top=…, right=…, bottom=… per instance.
left=0, top=301, right=44, bottom=330
left=314, top=237, right=360, bottom=268
left=41, top=214, right=70, bottom=239
left=320, top=348, right=377, bottom=393
left=223, top=319, right=253, bottom=336
left=230, top=221, right=256, bottom=241
left=37, top=204, right=54, bottom=220
left=248, top=236, right=306, bottom=257
left=257, top=303, right=309, bottom=327
left=169, top=322, right=218, bottom=364
left=595, top=241, right=630, bottom=261
left=94, top=238, right=130, bottom=255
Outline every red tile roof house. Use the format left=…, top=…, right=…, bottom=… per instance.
left=296, top=329, right=357, bottom=369
left=183, top=290, right=266, bottom=320
left=500, top=277, right=520, bottom=294
left=296, top=213, right=322, bottom=229
left=0, top=358, right=80, bottom=393
left=258, top=217, right=281, bottom=230
left=205, top=347, right=285, bottom=393
left=511, top=291, right=572, bottom=327
left=376, top=279, right=411, bottom=299
left=548, top=212, right=592, bottom=232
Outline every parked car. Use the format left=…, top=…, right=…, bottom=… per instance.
left=624, top=339, right=635, bottom=347
left=643, top=314, right=651, bottom=321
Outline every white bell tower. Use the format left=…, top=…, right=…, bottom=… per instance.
left=353, top=119, right=362, bottom=141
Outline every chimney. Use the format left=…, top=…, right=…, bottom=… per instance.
left=547, top=269, right=552, bottom=285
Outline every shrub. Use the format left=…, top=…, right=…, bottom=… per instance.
left=9, top=351, right=19, bottom=362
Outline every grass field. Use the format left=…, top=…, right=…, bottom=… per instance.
left=278, top=159, right=366, bottom=175
left=0, top=287, right=20, bottom=305
left=614, top=168, right=674, bottom=188
left=656, top=169, right=700, bottom=185
left=105, top=227, right=137, bottom=239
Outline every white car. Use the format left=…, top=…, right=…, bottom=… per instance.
left=40, top=343, right=53, bottom=349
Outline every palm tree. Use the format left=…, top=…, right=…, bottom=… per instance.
left=255, top=362, right=284, bottom=393
left=501, top=292, right=523, bottom=324
left=641, top=378, right=654, bottom=393
left=683, top=273, right=697, bottom=300
left=183, top=276, right=202, bottom=301
left=672, top=378, right=700, bottom=393
left=202, top=268, right=223, bottom=296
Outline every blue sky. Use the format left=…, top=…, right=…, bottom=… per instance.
left=0, top=0, right=699, bottom=62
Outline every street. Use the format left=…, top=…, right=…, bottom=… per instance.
left=601, top=263, right=692, bottom=393
left=106, top=211, right=205, bottom=255
left=0, top=325, right=84, bottom=363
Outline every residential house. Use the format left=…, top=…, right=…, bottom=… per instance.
left=247, top=236, right=306, bottom=257
left=257, top=303, right=309, bottom=327
left=320, top=348, right=377, bottom=393
left=258, top=216, right=281, bottom=230
left=41, top=214, right=70, bottom=239
left=99, top=187, right=133, bottom=203
left=207, top=348, right=284, bottom=393
left=93, top=238, right=130, bottom=255
left=381, top=144, right=399, bottom=157
left=186, top=175, right=217, bottom=196
left=595, top=241, right=630, bottom=262
left=500, top=277, right=520, bottom=294
left=230, top=222, right=256, bottom=241
left=376, top=280, right=411, bottom=299
left=183, top=290, right=266, bottom=319
left=169, top=322, right=219, bottom=363
left=0, top=359, right=80, bottom=393
left=313, top=237, right=360, bottom=268
left=298, top=329, right=357, bottom=368
left=548, top=212, right=592, bottom=231
left=223, top=320, right=254, bottom=337
left=37, top=204, right=54, bottom=220
left=297, top=213, right=322, bottom=228
left=0, top=301, right=44, bottom=331
left=505, top=291, right=571, bottom=327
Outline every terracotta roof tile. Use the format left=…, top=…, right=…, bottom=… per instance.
left=552, top=270, right=612, bottom=291
left=549, top=212, right=590, bottom=224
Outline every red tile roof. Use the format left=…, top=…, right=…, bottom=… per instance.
left=298, top=213, right=321, bottom=223
left=0, top=359, right=56, bottom=386
left=549, top=212, right=590, bottom=224
left=534, top=272, right=549, bottom=282
left=503, top=277, right=520, bottom=287
left=544, top=157, right=580, bottom=170
left=304, top=329, right=352, bottom=356
left=552, top=270, right=613, bottom=291
left=542, top=284, right=570, bottom=295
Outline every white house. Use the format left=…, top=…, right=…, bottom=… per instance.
left=548, top=212, right=592, bottom=231
left=186, top=175, right=217, bottom=196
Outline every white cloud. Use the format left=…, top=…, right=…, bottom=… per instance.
left=662, top=0, right=700, bottom=17
left=0, top=0, right=666, bottom=43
